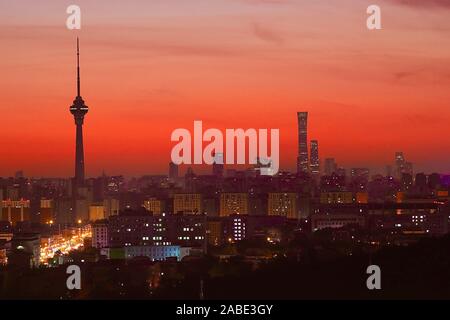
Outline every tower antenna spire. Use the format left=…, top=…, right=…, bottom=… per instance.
left=77, top=37, right=80, bottom=97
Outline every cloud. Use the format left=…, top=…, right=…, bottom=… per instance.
left=252, top=23, right=284, bottom=44
left=393, top=71, right=417, bottom=80
left=392, top=67, right=450, bottom=85
left=389, top=0, right=450, bottom=9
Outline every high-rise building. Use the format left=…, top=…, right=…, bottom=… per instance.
left=350, top=168, right=370, bottom=180
left=206, top=219, right=223, bottom=246
left=428, top=173, right=441, bottom=190
left=268, top=193, right=298, bottom=219
left=103, top=197, right=120, bottom=218
left=401, top=173, right=413, bottom=191
left=0, top=192, right=3, bottom=222
left=14, top=171, right=24, bottom=179
left=212, top=153, right=224, bottom=178
left=70, top=38, right=89, bottom=188
left=324, top=158, right=337, bottom=176
left=173, top=193, right=202, bottom=214
left=297, top=112, right=309, bottom=174
left=395, top=152, right=413, bottom=178
left=220, top=193, right=249, bottom=217
left=386, top=165, right=393, bottom=177
left=89, top=204, right=105, bottom=221
left=108, top=210, right=205, bottom=248
left=169, top=162, right=179, bottom=181
left=310, top=140, right=319, bottom=176
left=404, top=161, right=413, bottom=176
left=336, top=167, right=346, bottom=178
left=415, top=173, right=427, bottom=188
left=143, top=198, right=165, bottom=215
left=1, top=199, right=31, bottom=225
left=92, top=221, right=108, bottom=249
left=395, top=152, right=405, bottom=178
left=320, top=192, right=353, bottom=204
left=39, top=199, right=54, bottom=225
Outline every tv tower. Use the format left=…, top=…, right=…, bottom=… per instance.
left=69, top=38, right=89, bottom=187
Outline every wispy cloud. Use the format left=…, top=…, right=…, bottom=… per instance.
left=389, top=0, right=450, bottom=9
left=252, top=23, right=284, bottom=44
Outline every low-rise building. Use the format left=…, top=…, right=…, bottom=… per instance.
left=104, top=245, right=191, bottom=261
left=311, top=213, right=366, bottom=231
left=92, top=220, right=109, bottom=248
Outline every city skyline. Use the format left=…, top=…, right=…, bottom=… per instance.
left=1, top=1, right=450, bottom=302
left=1, top=1, right=450, bottom=177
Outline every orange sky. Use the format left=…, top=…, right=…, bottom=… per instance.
left=0, top=0, right=449, bottom=177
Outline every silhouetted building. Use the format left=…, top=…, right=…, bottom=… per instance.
left=223, top=214, right=286, bottom=242
left=386, top=165, right=393, bottom=177
left=108, top=209, right=205, bottom=248
left=297, top=112, right=309, bottom=173
left=89, top=203, right=105, bottom=221
left=220, top=193, right=249, bottom=217
left=8, top=233, right=40, bottom=268
left=320, top=192, right=353, bottom=204
left=206, top=219, right=223, bottom=246
left=324, top=158, right=337, bottom=176
left=415, top=173, right=427, bottom=188
left=92, top=220, right=108, bottom=249
left=212, top=153, right=224, bottom=178
left=143, top=198, right=165, bottom=215
left=1, top=199, right=31, bottom=226
left=268, top=193, right=298, bottom=219
left=310, top=140, right=319, bottom=177
left=38, top=198, right=54, bottom=225
left=395, top=152, right=413, bottom=178
left=169, top=162, right=179, bottom=181
left=428, top=173, right=441, bottom=190
left=104, top=197, right=120, bottom=218
left=14, top=171, right=24, bottom=179
left=402, top=173, right=413, bottom=191
left=311, top=213, right=366, bottom=231
left=185, top=167, right=197, bottom=192
left=351, top=168, right=370, bottom=180
left=173, top=193, right=202, bottom=214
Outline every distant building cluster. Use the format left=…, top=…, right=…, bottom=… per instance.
left=0, top=87, right=449, bottom=270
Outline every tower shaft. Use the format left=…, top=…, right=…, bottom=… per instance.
left=75, top=122, right=85, bottom=185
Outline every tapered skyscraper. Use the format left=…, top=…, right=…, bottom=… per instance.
left=70, top=38, right=88, bottom=187
left=297, top=112, right=309, bottom=173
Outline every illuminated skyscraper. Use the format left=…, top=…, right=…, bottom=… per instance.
left=310, top=140, right=319, bottom=176
left=70, top=38, right=89, bottom=187
left=297, top=112, right=309, bottom=174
